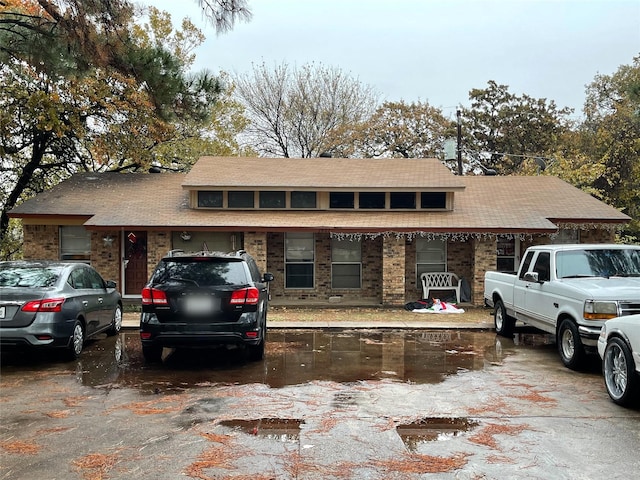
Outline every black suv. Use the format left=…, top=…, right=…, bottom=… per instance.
left=139, top=250, right=274, bottom=362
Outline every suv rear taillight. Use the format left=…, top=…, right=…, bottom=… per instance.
left=141, top=287, right=169, bottom=306
left=229, top=287, right=259, bottom=305
left=21, top=298, right=65, bottom=313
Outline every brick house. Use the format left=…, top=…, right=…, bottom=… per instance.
left=9, top=157, right=629, bottom=306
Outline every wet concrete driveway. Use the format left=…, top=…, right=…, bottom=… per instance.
left=1, top=328, right=639, bottom=479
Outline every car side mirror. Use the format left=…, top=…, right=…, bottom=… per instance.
left=263, top=273, right=274, bottom=282
left=523, top=272, right=540, bottom=283
left=105, top=280, right=117, bottom=289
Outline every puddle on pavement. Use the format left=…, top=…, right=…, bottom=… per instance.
left=397, top=417, right=479, bottom=452
left=218, top=418, right=303, bottom=442
left=0, top=328, right=530, bottom=392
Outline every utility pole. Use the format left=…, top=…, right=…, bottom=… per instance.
left=456, top=109, right=463, bottom=175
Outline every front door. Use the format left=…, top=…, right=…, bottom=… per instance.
left=124, top=231, right=147, bottom=296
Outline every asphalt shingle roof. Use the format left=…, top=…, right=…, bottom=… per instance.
left=183, top=157, right=466, bottom=190
left=10, top=159, right=629, bottom=233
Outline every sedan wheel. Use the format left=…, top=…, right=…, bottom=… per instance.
left=66, top=321, right=85, bottom=360
left=107, top=305, right=122, bottom=336
left=603, top=337, right=639, bottom=406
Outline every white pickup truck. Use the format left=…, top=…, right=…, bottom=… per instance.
left=484, top=244, right=640, bottom=370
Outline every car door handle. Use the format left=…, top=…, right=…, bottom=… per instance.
left=97, top=297, right=104, bottom=304
left=82, top=301, right=89, bottom=307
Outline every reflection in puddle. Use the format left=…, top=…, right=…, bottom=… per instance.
left=218, top=418, right=303, bottom=442
left=397, top=417, right=479, bottom=452
left=1, top=329, right=519, bottom=392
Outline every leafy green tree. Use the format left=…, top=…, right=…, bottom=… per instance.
left=0, top=1, right=249, bottom=257
left=330, top=100, right=456, bottom=160
left=233, top=62, right=378, bottom=158
left=460, top=81, right=573, bottom=175
left=579, top=57, right=640, bottom=242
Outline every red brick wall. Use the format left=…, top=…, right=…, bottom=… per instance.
left=23, top=225, right=58, bottom=260
left=90, top=231, right=120, bottom=288
left=244, top=232, right=268, bottom=273
left=382, top=236, right=405, bottom=306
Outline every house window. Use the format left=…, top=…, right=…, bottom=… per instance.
left=259, top=191, right=286, bottom=208
left=359, top=192, right=385, bottom=209
left=416, top=238, right=446, bottom=283
left=60, top=226, right=91, bottom=262
left=331, top=238, right=361, bottom=288
left=228, top=191, right=254, bottom=208
left=390, top=192, right=416, bottom=209
left=285, top=233, right=314, bottom=288
left=420, top=192, right=446, bottom=209
left=197, top=191, right=223, bottom=208
left=497, top=237, right=520, bottom=272
left=330, top=192, right=354, bottom=209
left=291, top=191, right=316, bottom=208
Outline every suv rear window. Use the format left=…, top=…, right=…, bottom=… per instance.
left=151, top=258, right=249, bottom=286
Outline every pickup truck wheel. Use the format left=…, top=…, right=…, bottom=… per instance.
left=557, top=319, right=585, bottom=370
left=494, top=300, right=515, bottom=337
left=602, top=337, right=639, bottom=406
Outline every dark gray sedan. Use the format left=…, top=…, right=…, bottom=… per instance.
left=0, top=261, right=122, bottom=359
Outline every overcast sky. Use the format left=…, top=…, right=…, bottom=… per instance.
left=141, top=0, right=640, bottom=120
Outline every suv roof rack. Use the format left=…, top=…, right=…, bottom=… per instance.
left=165, top=250, right=240, bottom=258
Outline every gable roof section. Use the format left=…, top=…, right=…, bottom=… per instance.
left=10, top=169, right=629, bottom=234
left=182, top=157, right=466, bottom=191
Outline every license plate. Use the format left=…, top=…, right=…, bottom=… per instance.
left=184, top=296, right=217, bottom=314
left=0, top=306, right=5, bottom=319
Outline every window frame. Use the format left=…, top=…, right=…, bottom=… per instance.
left=496, top=237, right=520, bottom=272
left=60, top=226, right=91, bottom=262
left=259, top=191, right=286, bottom=208
left=415, top=238, right=447, bottom=284
left=228, top=190, right=255, bottom=208
left=331, top=238, right=362, bottom=289
left=284, top=233, right=315, bottom=289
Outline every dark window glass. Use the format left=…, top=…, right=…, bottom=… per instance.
left=330, top=192, right=354, bottom=209
left=518, top=251, right=535, bottom=279
left=390, top=192, right=416, bottom=209
left=332, top=264, right=361, bottom=288
left=197, top=191, right=223, bottom=208
left=259, top=191, right=286, bottom=208
left=286, top=264, right=314, bottom=288
left=420, top=192, right=447, bottom=209
left=152, top=259, right=248, bottom=286
left=84, top=268, right=105, bottom=289
left=291, top=191, right=316, bottom=208
left=228, top=191, right=254, bottom=208
left=533, top=252, right=551, bottom=282
left=359, top=192, right=385, bottom=209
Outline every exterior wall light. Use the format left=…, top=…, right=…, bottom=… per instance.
left=103, top=235, right=115, bottom=246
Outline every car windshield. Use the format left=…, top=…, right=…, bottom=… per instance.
left=0, top=265, right=62, bottom=288
left=556, top=249, right=640, bottom=278
left=152, top=258, right=248, bottom=286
